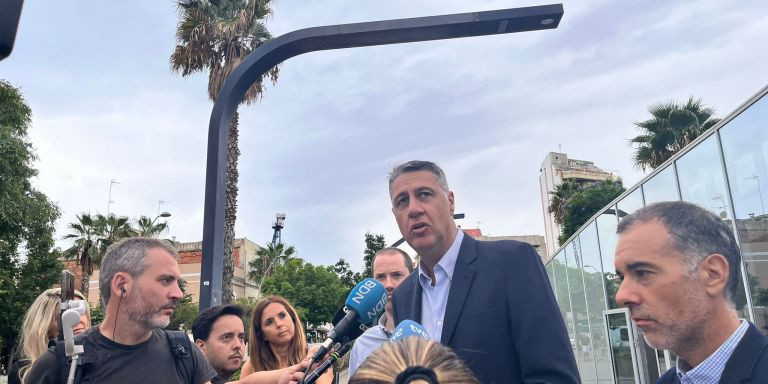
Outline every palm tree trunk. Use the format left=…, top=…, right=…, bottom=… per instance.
left=81, top=272, right=90, bottom=301
left=222, top=111, right=240, bottom=305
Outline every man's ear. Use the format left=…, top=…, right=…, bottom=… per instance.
left=112, top=273, right=131, bottom=297
left=700, top=253, right=730, bottom=297
left=448, top=191, right=455, bottom=214
left=195, top=339, right=206, bottom=353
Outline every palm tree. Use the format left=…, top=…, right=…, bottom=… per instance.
left=631, top=97, right=720, bottom=171
left=171, top=0, right=279, bottom=304
left=63, top=213, right=100, bottom=300
left=93, top=214, right=135, bottom=254
left=548, top=180, right=580, bottom=225
left=248, top=242, right=295, bottom=292
left=135, top=215, right=170, bottom=238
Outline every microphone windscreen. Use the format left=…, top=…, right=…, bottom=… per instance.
left=344, top=278, right=387, bottom=324
left=391, top=320, right=430, bottom=341
left=332, top=306, right=369, bottom=340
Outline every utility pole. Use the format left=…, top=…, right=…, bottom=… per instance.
left=106, top=179, right=120, bottom=216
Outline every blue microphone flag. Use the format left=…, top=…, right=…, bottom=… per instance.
left=344, top=278, right=387, bottom=324
left=391, top=320, right=430, bottom=341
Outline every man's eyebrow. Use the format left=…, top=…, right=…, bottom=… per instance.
left=625, top=261, right=657, bottom=271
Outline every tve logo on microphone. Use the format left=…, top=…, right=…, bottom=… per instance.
left=391, top=320, right=430, bottom=341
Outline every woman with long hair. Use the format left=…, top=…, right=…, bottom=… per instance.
left=238, top=295, right=331, bottom=384
left=11, top=287, right=91, bottom=384
left=349, top=337, right=478, bottom=384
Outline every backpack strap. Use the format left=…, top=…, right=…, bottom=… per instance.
left=165, top=330, right=196, bottom=384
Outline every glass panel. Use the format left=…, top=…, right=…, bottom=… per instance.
left=546, top=262, right=555, bottom=287
left=606, top=312, right=636, bottom=384
left=580, top=222, right=612, bottom=383
left=552, top=251, right=575, bottom=350
left=642, top=165, right=679, bottom=205
left=596, top=206, right=621, bottom=309
left=720, top=93, right=768, bottom=332
left=677, top=134, right=750, bottom=320
left=616, top=188, right=643, bottom=220
left=568, top=241, right=596, bottom=383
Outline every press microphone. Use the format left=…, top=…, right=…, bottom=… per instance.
left=391, top=320, right=430, bottom=341
left=304, top=343, right=352, bottom=384
left=310, top=278, right=386, bottom=363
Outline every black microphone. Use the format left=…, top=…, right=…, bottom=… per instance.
left=304, top=343, right=352, bottom=384
left=309, top=278, right=386, bottom=363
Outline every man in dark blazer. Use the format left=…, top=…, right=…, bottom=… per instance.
left=388, top=160, right=579, bottom=384
left=615, top=201, right=768, bottom=384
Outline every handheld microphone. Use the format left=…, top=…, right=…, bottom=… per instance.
left=391, top=320, right=430, bottom=341
left=304, top=343, right=352, bottom=384
left=310, top=278, right=386, bottom=363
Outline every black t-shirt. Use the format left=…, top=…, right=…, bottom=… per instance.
left=25, top=327, right=216, bottom=384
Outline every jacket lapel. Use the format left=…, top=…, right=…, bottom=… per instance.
left=440, top=235, right=477, bottom=344
left=409, top=272, right=422, bottom=321
left=719, top=323, right=768, bottom=383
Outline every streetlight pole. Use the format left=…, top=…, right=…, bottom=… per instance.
left=199, top=4, right=565, bottom=309
left=746, top=175, right=765, bottom=216
left=158, top=199, right=170, bottom=217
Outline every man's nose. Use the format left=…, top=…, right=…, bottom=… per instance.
left=170, top=281, right=183, bottom=300
left=407, top=200, right=425, bottom=218
left=614, top=280, right=635, bottom=308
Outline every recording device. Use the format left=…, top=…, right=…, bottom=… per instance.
left=304, top=342, right=352, bottom=384
left=309, top=278, right=387, bottom=364
left=391, top=320, right=430, bottom=341
left=58, top=270, right=76, bottom=341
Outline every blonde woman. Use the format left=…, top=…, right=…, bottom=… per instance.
left=349, top=337, right=478, bottom=384
left=11, top=288, right=90, bottom=384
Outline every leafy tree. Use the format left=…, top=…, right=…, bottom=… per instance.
left=235, top=296, right=260, bottom=340
left=135, top=215, right=169, bottom=237
left=248, top=242, right=296, bottom=292
left=0, top=80, right=61, bottom=371
left=631, top=97, right=720, bottom=171
left=362, top=232, right=386, bottom=278
left=333, top=258, right=358, bottom=292
left=261, top=259, right=346, bottom=327
left=558, top=180, right=625, bottom=244
left=167, top=278, right=199, bottom=331
left=171, top=0, right=280, bottom=305
left=89, top=304, right=105, bottom=326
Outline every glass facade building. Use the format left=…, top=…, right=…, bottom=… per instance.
left=544, top=84, right=768, bottom=384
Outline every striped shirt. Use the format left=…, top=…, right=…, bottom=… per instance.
left=676, top=319, right=749, bottom=384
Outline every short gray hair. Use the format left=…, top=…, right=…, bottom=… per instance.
left=99, top=237, right=178, bottom=305
left=617, top=201, right=741, bottom=302
left=388, top=160, right=449, bottom=192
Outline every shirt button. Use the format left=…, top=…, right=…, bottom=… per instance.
left=437, top=320, right=443, bottom=326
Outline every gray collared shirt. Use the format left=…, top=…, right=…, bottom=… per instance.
left=418, top=229, right=463, bottom=342
left=347, top=315, right=392, bottom=377
left=676, top=319, right=749, bottom=384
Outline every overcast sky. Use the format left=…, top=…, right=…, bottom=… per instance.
left=2, top=0, right=767, bottom=271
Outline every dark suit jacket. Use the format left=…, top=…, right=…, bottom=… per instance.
left=657, top=322, right=768, bottom=384
left=392, top=234, right=579, bottom=384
